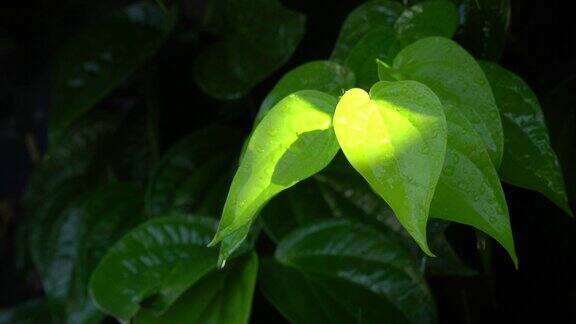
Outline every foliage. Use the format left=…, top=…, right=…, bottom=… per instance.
left=1, top=0, right=573, bottom=323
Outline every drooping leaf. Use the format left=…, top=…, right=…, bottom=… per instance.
left=429, top=103, right=517, bottom=266
left=255, top=61, right=355, bottom=123
left=146, top=126, right=244, bottom=217
left=194, top=0, right=305, bottom=99
left=330, top=0, right=404, bottom=62
left=89, top=215, right=220, bottom=322
left=480, top=61, right=572, bottom=216
left=333, top=81, right=447, bottom=254
left=134, top=252, right=258, bottom=324
left=542, top=78, right=576, bottom=208
left=210, top=90, right=340, bottom=265
left=269, top=218, right=436, bottom=324
left=50, top=2, right=174, bottom=145
left=456, top=0, right=510, bottom=61
left=335, top=0, right=459, bottom=88
left=380, top=37, right=504, bottom=166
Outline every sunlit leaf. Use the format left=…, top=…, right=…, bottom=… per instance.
left=146, top=126, right=244, bottom=217
left=134, top=252, right=258, bottom=324
left=267, top=218, right=436, bottom=324
left=50, top=2, right=174, bottom=145
left=194, top=0, right=305, bottom=99
left=456, top=0, right=510, bottom=61
left=380, top=37, right=504, bottom=166
left=333, top=81, right=447, bottom=254
left=89, top=215, right=220, bottom=321
left=210, top=90, right=340, bottom=265
left=480, top=61, right=572, bottom=216
left=255, top=61, right=355, bottom=124
left=429, top=104, right=517, bottom=266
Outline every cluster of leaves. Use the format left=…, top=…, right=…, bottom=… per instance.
left=1, top=0, right=573, bottom=323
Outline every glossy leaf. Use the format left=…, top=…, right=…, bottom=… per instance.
left=210, top=90, right=340, bottom=265
left=89, top=215, right=220, bottom=321
left=480, top=61, right=572, bottom=216
left=456, top=0, right=510, bottom=61
left=255, top=61, right=355, bottom=123
left=394, top=0, right=459, bottom=46
left=194, top=0, right=305, bottom=99
left=50, top=2, right=174, bottom=145
left=381, top=37, right=504, bottom=166
left=146, top=126, right=244, bottom=217
left=430, top=103, right=517, bottom=266
left=333, top=81, right=447, bottom=254
left=331, top=0, right=404, bottom=62
left=134, top=252, right=258, bottom=324
left=272, top=218, right=436, bottom=324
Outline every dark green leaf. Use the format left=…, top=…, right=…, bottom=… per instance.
left=333, top=81, right=447, bottom=254
left=272, top=218, right=436, bottom=324
left=0, top=299, right=61, bottom=324
left=89, top=215, right=220, bottom=321
left=455, top=0, right=510, bottom=60
left=211, top=90, right=340, bottom=265
left=194, top=0, right=305, bottom=99
left=381, top=37, right=504, bottom=166
left=134, top=252, right=258, bottom=324
left=146, top=126, right=244, bottom=217
left=50, top=2, right=174, bottom=144
left=255, top=61, right=355, bottom=123
left=480, top=61, right=572, bottom=216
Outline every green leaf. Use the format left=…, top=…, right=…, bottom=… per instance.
left=542, top=78, right=576, bottom=207
left=193, top=0, right=305, bottom=99
left=134, top=252, right=258, bottom=324
left=331, top=0, right=404, bottom=62
left=210, top=90, right=340, bottom=265
left=480, top=61, right=572, bottom=216
left=50, top=2, right=174, bottom=145
left=89, top=215, right=220, bottom=322
left=430, top=103, right=517, bottom=266
left=0, top=299, right=61, bottom=324
left=270, top=218, right=436, bottom=324
left=255, top=61, right=355, bottom=124
left=146, top=126, right=244, bottom=217
left=456, top=0, right=510, bottom=61
left=333, top=81, right=447, bottom=254
left=381, top=37, right=504, bottom=167
left=334, top=0, right=459, bottom=88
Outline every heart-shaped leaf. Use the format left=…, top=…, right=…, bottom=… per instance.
left=480, top=61, right=572, bottom=216
left=50, top=2, right=174, bottom=145
left=89, top=215, right=220, bottom=322
left=211, top=90, right=340, bottom=265
left=265, top=218, right=436, bottom=324
left=380, top=37, right=504, bottom=167
left=255, top=61, right=355, bottom=124
left=333, top=81, right=447, bottom=254
left=133, top=252, right=258, bottom=324
left=146, top=126, right=244, bottom=217
left=194, top=0, right=305, bottom=99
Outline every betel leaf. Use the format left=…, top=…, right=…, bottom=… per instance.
left=330, top=0, right=404, bottom=63
left=380, top=37, right=504, bottom=167
left=146, top=126, right=244, bottom=217
left=333, top=81, right=447, bottom=254
left=337, top=0, right=459, bottom=88
left=270, top=218, right=436, bottom=324
left=210, top=90, right=340, bottom=265
left=429, top=104, right=517, bottom=266
left=255, top=61, right=355, bottom=124
left=50, top=2, right=174, bottom=145
left=456, top=0, right=510, bottom=61
left=480, top=61, right=572, bottom=216
left=194, top=0, right=305, bottom=99
left=133, top=252, right=258, bottom=324
left=89, top=215, right=220, bottom=322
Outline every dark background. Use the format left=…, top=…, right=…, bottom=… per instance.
left=1, top=0, right=575, bottom=323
